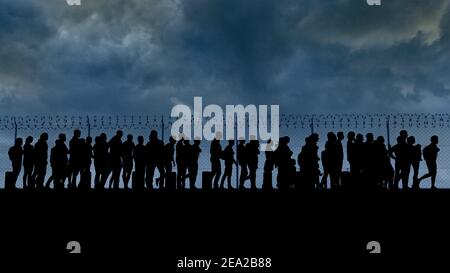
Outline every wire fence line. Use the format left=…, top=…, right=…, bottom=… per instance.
left=0, top=113, right=449, bottom=189
left=1, top=113, right=449, bottom=131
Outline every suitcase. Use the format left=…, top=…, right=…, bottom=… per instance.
left=166, top=172, right=176, bottom=191
left=5, top=171, right=16, bottom=190
left=202, top=171, right=212, bottom=190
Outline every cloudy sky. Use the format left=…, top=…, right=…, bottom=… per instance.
left=1, top=0, right=450, bottom=115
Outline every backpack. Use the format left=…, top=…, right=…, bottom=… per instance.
left=423, top=145, right=431, bottom=162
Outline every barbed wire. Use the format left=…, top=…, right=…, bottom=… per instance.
left=0, top=114, right=449, bottom=131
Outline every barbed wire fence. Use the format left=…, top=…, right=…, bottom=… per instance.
left=0, top=113, right=448, bottom=189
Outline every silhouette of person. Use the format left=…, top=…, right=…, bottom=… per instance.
left=122, top=134, right=134, bottom=189
left=187, top=139, right=201, bottom=190
left=372, top=136, right=393, bottom=189
left=237, top=139, right=248, bottom=189
left=108, top=130, right=123, bottom=190
left=181, top=139, right=191, bottom=189
left=163, top=136, right=176, bottom=179
left=347, top=131, right=356, bottom=174
left=275, top=136, right=294, bottom=190
left=210, top=134, right=223, bottom=189
left=320, top=132, right=338, bottom=189
left=79, top=136, right=93, bottom=189
left=399, top=130, right=408, bottom=140
left=83, top=136, right=93, bottom=174
left=220, top=140, right=237, bottom=189
left=76, top=138, right=86, bottom=187
left=288, top=158, right=297, bottom=189
left=418, top=135, right=439, bottom=190
left=176, top=137, right=188, bottom=190
left=146, top=130, right=165, bottom=190
left=93, top=136, right=101, bottom=188
left=133, top=136, right=147, bottom=190
left=46, top=134, right=69, bottom=190
left=407, top=136, right=422, bottom=190
left=47, top=140, right=60, bottom=189
left=336, top=132, right=345, bottom=186
left=8, top=137, right=23, bottom=188
left=246, top=137, right=260, bottom=190
left=372, top=136, right=384, bottom=188
left=32, top=133, right=48, bottom=190
left=22, top=136, right=34, bottom=189
left=363, top=133, right=376, bottom=188
left=390, top=130, right=410, bottom=189
left=60, top=134, right=70, bottom=188
left=262, top=139, right=275, bottom=190
left=352, top=133, right=364, bottom=179
left=156, top=136, right=175, bottom=189
left=93, top=133, right=109, bottom=189
left=392, top=131, right=409, bottom=190
left=320, top=144, right=329, bottom=189
left=298, top=134, right=320, bottom=190
left=68, top=129, right=82, bottom=189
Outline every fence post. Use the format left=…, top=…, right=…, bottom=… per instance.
left=386, top=114, right=391, bottom=147
left=87, top=115, right=91, bottom=137
left=235, top=120, right=239, bottom=189
left=13, top=117, right=17, bottom=142
left=161, top=115, right=165, bottom=141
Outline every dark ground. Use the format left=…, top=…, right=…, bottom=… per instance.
left=0, top=189, right=448, bottom=270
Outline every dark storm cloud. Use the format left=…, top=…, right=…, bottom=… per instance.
left=0, top=0, right=450, bottom=114
left=300, top=0, right=450, bottom=48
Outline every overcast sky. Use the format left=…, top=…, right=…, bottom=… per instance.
left=1, top=0, right=450, bottom=115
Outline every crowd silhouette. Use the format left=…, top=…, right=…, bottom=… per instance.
left=5, top=129, right=441, bottom=191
